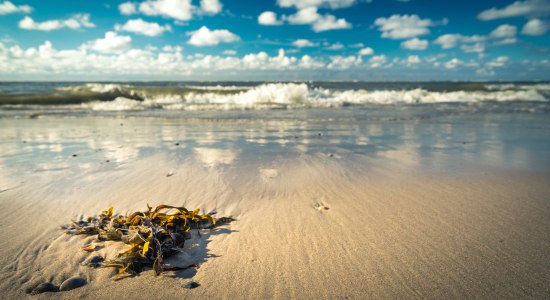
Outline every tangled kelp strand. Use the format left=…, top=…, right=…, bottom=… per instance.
left=62, top=204, right=234, bottom=281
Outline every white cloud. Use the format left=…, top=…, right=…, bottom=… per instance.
left=200, top=0, right=222, bottom=15
left=258, top=11, right=283, bottom=25
left=434, top=34, right=486, bottom=49
left=327, top=55, right=362, bottom=69
left=188, top=26, right=240, bottom=46
left=292, top=39, right=318, bottom=48
left=349, top=43, right=364, bottom=48
left=326, top=42, right=344, bottom=50
left=494, top=37, right=518, bottom=45
left=406, top=55, right=421, bottom=65
left=401, top=38, right=428, bottom=50
left=119, top=0, right=221, bottom=20
left=277, top=0, right=357, bottom=9
left=358, top=47, right=374, bottom=56
left=460, top=43, right=485, bottom=53
left=444, top=58, right=462, bottom=69
left=119, top=2, right=137, bottom=15
left=19, top=14, right=95, bottom=31
left=285, top=7, right=351, bottom=32
left=394, top=55, right=422, bottom=67
left=286, top=7, right=319, bottom=24
left=312, top=13, right=352, bottom=31
left=490, top=24, right=518, bottom=38
left=223, top=50, right=237, bottom=55
left=139, top=0, right=194, bottom=21
left=115, top=19, right=171, bottom=37
left=83, top=31, right=132, bottom=53
left=0, top=1, right=31, bottom=15
left=521, top=18, right=550, bottom=35
left=374, top=14, right=443, bottom=39
left=486, top=56, right=509, bottom=67
left=478, top=0, right=550, bottom=21
left=368, top=54, right=387, bottom=68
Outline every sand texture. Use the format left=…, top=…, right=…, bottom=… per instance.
left=0, top=115, right=549, bottom=299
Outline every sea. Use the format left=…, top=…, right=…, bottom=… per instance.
left=0, top=81, right=549, bottom=119
left=1, top=81, right=550, bottom=173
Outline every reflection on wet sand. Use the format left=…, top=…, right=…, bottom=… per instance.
left=0, top=113, right=549, bottom=177
left=194, top=147, right=238, bottom=168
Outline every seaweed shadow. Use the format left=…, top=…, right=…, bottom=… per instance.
left=164, top=227, right=237, bottom=279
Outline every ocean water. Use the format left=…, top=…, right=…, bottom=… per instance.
left=0, top=81, right=549, bottom=118
left=1, top=81, right=550, bottom=174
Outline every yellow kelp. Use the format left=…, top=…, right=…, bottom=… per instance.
left=62, top=204, right=233, bottom=281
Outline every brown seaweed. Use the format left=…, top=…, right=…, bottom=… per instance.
left=62, top=204, right=234, bottom=281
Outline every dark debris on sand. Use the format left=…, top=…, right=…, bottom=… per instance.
left=61, top=204, right=235, bottom=281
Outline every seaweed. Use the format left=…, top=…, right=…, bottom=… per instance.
left=62, top=204, right=234, bottom=281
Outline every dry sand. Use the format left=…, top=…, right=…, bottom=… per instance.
left=0, top=116, right=549, bottom=299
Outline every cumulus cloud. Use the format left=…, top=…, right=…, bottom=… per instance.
left=188, top=26, right=240, bottom=46
left=434, top=34, right=486, bottom=49
left=312, top=13, right=352, bottom=31
left=490, top=24, right=518, bottom=38
left=285, top=7, right=351, bottom=32
left=358, top=47, right=374, bottom=56
left=276, top=0, right=357, bottom=9
left=521, top=18, right=550, bottom=35
left=406, top=55, right=421, bottom=65
left=444, top=58, right=462, bottom=69
left=374, top=14, right=444, bottom=39
left=401, top=38, right=428, bottom=50
left=349, top=43, right=364, bottom=48
left=460, top=43, right=485, bottom=53
left=258, top=11, right=283, bottom=25
left=327, top=55, right=362, bottom=69
left=494, top=37, right=518, bottom=45
left=292, top=39, right=318, bottom=48
left=19, top=14, right=95, bottom=31
left=200, top=0, right=222, bottom=15
left=139, top=0, right=193, bottom=20
left=0, top=1, right=31, bottom=15
left=478, top=0, right=550, bottom=21
left=83, top=31, right=132, bottom=53
left=119, top=0, right=222, bottom=20
left=119, top=2, right=137, bottom=15
left=326, top=42, right=344, bottom=50
left=115, top=19, right=171, bottom=36
left=223, top=50, right=237, bottom=55
left=486, top=56, right=509, bottom=67
left=368, top=54, right=387, bottom=68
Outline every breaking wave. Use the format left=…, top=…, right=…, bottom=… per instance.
left=0, top=82, right=549, bottom=112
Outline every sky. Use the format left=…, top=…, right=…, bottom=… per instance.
left=0, top=0, right=549, bottom=81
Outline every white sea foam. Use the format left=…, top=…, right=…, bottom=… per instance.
left=85, top=97, right=144, bottom=111
left=69, top=83, right=548, bottom=111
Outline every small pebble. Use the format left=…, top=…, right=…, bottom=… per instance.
left=183, top=281, right=200, bottom=289
left=82, top=255, right=104, bottom=268
left=59, top=277, right=87, bottom=291
left=31, top=283, right=59, bottom=295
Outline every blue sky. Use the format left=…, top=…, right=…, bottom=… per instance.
left=0, top=0, right=549, bottom=80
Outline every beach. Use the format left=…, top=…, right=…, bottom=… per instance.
left=1, top=98, right=549, bottom=299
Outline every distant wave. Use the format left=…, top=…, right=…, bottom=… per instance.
left=0, top=82, right=549, bottom=112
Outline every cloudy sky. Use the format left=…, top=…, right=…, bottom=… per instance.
left=1, top=0, right=549, bottom=81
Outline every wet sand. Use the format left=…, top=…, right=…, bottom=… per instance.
left=0, top=114, right=549, bottom=299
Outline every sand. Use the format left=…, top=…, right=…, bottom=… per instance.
left=0, top=115, right=549, bottom=299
